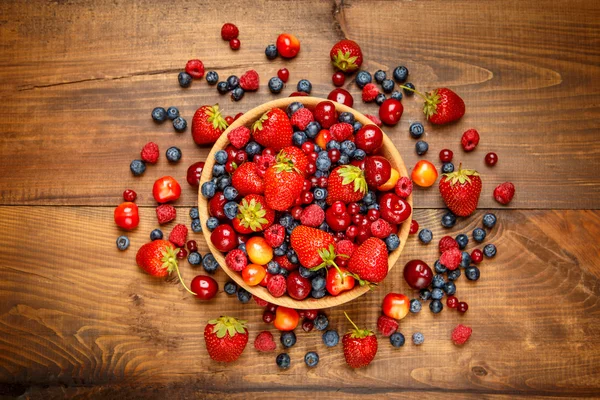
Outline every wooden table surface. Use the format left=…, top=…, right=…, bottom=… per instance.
left=1, top=0, right=599, bottom=398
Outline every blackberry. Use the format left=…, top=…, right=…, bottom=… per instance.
left=442, top=162, right=454, bottom=173
left=431, top=288, right=444, bottom=300
left=217, top=81, right=229, bottom=94
left=409, top=122, right=424, bottom=138
left=443, top=281, right=456, bottom=296
left=322, top=330, right=340, bottom=347
left=150, top=229, right=163, bottom=241
left=375, top=93, right=387, bottom=106
left=265, top=44, right=278, bottom=59
left=409, top=299, right=422, bottom=313
left=205, top=71, right=219, bottom=85
left=237, top=287, right=251, bottom=303
left=419, top=288, right=432, bottom=301
left=390, top=91, right=403, bottom=101
left=402, top=82, right=416, bottom=95
left=390, top=332, right=405, bottom=347
left=178, top=72, right=192, bottom=88
left=418, top=228, right=433, bottom=244
left=484, top=244, right=497, bottom=258
left=191, top=219, right=202, bottom=233
left=224, top=281, right=237, bottom=295
left=338, top=111, right=355, bottom=124
left=187, top=251, right=202, bottom=265
left=202, top=253, right=219, bottom=273
left=151, top=107, right=167, bottom=122
left=393, top=66, right=409, bottom=83
left=473, top=228, right=486, bottom=242
left=116, top=236, right=130, bottom=251
left=286, top=101, right=304, bottom=118
left=297, top=79, right=312, bottom=94
left=166, top=106, right=179, bottom=120
left=276, top=353, right=290, bottom=370
left=280, top=331, right=296, bottom=348
left=429, top=300, right=443, bottom=314
left=465, top=266, right=480, bottom=281
left=130, top=160, right=146, bottom=176
left=314, top=314, right=329, bottom=331
left=415, top=140, right=429, bottom=155
left=304, top=351, right=319, bottom=367
left=355, top=71, right=372, bottom=89
left=374, top=70, right=386, bottom=83
left=166, top=147, right=182, bottom=163
left=441, top=211, right=457, bottom=228
left=412, top=332, right=424, bottom=345
left=226, top=75, right=239, bottom=90
left=206, top=217, right=219, bottom=231
left=268, top=77, right=284, bottom=93
left=231, top=87, right=244, bottom=101
left=456, top=234, right=469, bottom=249
left=483, top=213, right=497, bottom=229
left=381, top=78, right=395, bottom=93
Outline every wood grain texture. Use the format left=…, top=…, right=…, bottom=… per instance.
left=0, top=207, right=599, bottom=398
left=0, top=0, right=599, bottom=208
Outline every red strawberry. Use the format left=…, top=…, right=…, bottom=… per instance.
left=362, top=83, right=379, bottom=103
left=342, top=312, right=378, bottom=369
left=168, top=224, right=188, bottom=247
left=290, top=226, right=336, bottom=269
left=326, top=165, right=368, bottom=205
left=192, top=105, right=229, bottom=145
left=264, top=148, right=308, bottom=210
left=204, top=316, right=248, bottom=362
left=347, top=237, right=388, bottom=283
left=329, top=122, right=353, bottom=141
left=135, top=240, right=178, bottom=277
left=438, top=165, right=482, bottom=217
left=251, top=108, right=293, bottom=151
left=220, top=23, right=239, bottom=41
left=240, top=70, right=259, bottom=91
left=290, top=107, right=314, bottom=130
left=494, top=182, right=515, bottom=205
left=156, top=204, right=176, bottom=225
left=141, top=142, right=159, bottom=164
left=232, top=194, right=274, bottom=234
left=227, top=126, right=251, bottom=149
left=231, top=162, right=264, bottom=196
left=402, top=86, right=465, bottom=125
left=330, top=39, right=363, bottom=73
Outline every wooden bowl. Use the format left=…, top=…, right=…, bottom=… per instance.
left=199, top=97, right=412, bottom=309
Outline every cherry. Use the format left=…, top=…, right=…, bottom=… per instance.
left=379, top=98, right=403, bottom=126
left=352, top=213, right=362, bottom=225
left=301, top=191, right=314, bottom=204
left=458, top=302, right=469, bottom=313
left=439, top=149, right=453, bottom=163
left=409, top=219, right=419, bottom=234
left=210, top=224, right=238, bottom=252
left=328, top=149, right=341, bottom=163
left=177, top=248, right=188, bottom=259
left=345, top=225, right=358, bottom=240
left=355, top=125, right=383, bottom=154
left=327, top=88, right=354, bottom=107
left=263, top=148, right=276, bottom=157
left=358, top=216, right=369, bottom=227
left=308, top=152, right=319, bottom=162
left=351, top=159, right=366, bottom=170
left=267, top=303, right=278, bottom=313
left=314, top=101, right=337, bottom=128
left=379, top=193, right=411, bottom=225
left=208, top=192, right=227, bottom=220
left=190, top=275, right=219, bottom=300
left=276, top=33, right=301, bottom=58
left=471, top=249, right=483, bottom=264
left=277, top=68, right=290, bottom=82
left=303, top=180, right=312, bottom=191
left=446, top=296, right=459, bottom=308
left=347, top=203, right=360, bottom=215
left=364, top=156, right=392, bottom=189
left=403, top=260, right=433, bottom=289
left=332, top=72, right=345, bottom=87
left=301, top=142, right=314, bottom=154
left=234, top=112, right=244, bottom=121
left=367, top=209, right=380, bottom=221
left=485, top=152, right=498, bottom=166
left=356, top=226, right=372, bottom=244
left=326, top=206, right=351, bottom=231
left=331, top=201, right=346, bottom=215
left=263, top=310, right=275, bottom=323
left=304, top=310, right=318, bottom=320
left=286, top=271, right=311, bottom=300
left=310, top=176, right=319, bottom=187
left=187, top=240, right=198, bottom=252
left=225, top=144, right=239, bottom=161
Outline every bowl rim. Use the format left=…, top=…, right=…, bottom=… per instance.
left=198, top=96, right=412, bottom=310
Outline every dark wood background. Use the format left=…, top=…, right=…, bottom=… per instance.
left=1, top=0, right=599, bottom=399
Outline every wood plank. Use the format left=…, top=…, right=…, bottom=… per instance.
left=0, top=207, right=599, bottom=397
left=1, top=0, right=599, bottom=208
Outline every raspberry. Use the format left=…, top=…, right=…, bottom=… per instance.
left=365, top=114, right=382, bottom=127
left=438, top=235, right=459, bottom=253
left=156, top=204, right=176, bottom=225
left=335, top=239, right=356, bottom=258
left=493, top=182, right=515, bottom=205
left=377, top=315, right=398, bottom=337
left=461, top=129, right=480, bottom=152
left=451, top=324, right=472, bottom=345
left=300, top=204, right=325, bottom=227
left=409, top=220, right=419, bottom=235
left=123, top=189, right=137, bottom=202
left=254, top=153, right=276, bottom=177
left=168, top=224, right=188, bottom=247
left=225, top=249, right=247, bottom=272
left=370, top=219, right=393, bottom=238
left=185, top=59, right=205, bottom=79
left=240, top=70, right=259, bottom=91
left=362, top=83, right=379, bottom=102
left=227, top=126, right=251, bottom=149
left=264, top=224, right=285, bottom=248
left=329, top=122, right=353, bottom=141
left=221, top=23, right=239, bottom=41
left=440, top=247, right=462, bottom=271
left=253, top=295, right=269, bottom=307
left=141, top=142, right=159, bottom=164
left=290, top=107, right=314, bottom=130
left=274, top=255, right=297, bottom=271
left=254, top=331, right=277, bottom=352
left=395, top=176, right=413, bottom=198
left=267, top=274, right=287, bottom=297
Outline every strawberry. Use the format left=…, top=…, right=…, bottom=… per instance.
left=347, top=237, right=388, bottom=283
left=330, top=39, right=363, bottom=73
left=239, top=70, right=259, bottom=91
left=204, top=316, right=248, bottom=362
left=135, top=240, right=178, bottom=277
left=326, top=165, right=368, bottom=205
left=232, top=194, right=274, bottom=234
left=252, top=108, right=293, bottom=151
left=342, top=312, right=378, bottom=369
left=231, top=162, right=264, bottom=196
left=192, top=105, right=229, bottom=145
left=155, top=204, right=176, bottom=224
left=290, top=226, right=337, bottom=270
left=227, top=126, right=251, bottom=149
left=401, top=86, right=465, bottom=125
left=329, top=123, right=353, bottom=141
left=438, top=165, right=482, bottom=217
left=362, top=83, right=379, bottom=103
left=264, top=148, right=308, bottom=210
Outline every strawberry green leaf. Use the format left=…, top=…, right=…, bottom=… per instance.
left=338, top=165, right=368, bottom=195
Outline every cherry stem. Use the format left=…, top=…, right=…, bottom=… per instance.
left=344, top=312, right=360, bottom=332
left=174, top=263, right=196, bottom=296
left=399, top=85, right=427, bottom=101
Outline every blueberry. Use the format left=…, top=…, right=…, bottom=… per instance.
left=374, top=70, right=386, bottom=84
left=419, top=289, right=432, bottom=301
left=484, top=244, right=497, bottom=258
left=353, top=149, right=366, bottom=160
left=473, top=228, right=486, bottom=242
left=212, top=163, right=225, bottom=177
left=279, top=213, right=293, bottom=228
left=217, top=176, right=232, bottom=191
left=223, top=186, right=238, bottom=201
left=434, top=259, right=447, bottom=274
left=267, top=261, right=281, bottom=275
left=281, top=331, right=296, bottom=348
left=224, top=202, right=238, bottom=219
left=431, top=288, right=444, bottom=300
left=311, top=276, right=326, bottom=291
left=409, top=299, right=422, bottom=313
left=390, top=332, right=405, bottom=347
left=412, top=332, right=424, bottom=345
left=298, top=266, right=315, bottom=279
left=443, top=281, right=456, bottom=296
left=191, top=219, right=202, bottom=233
left=274, top=243, right=288, bottom=256
left=238, top=243, right=246, bottom=253
left=465, top=266, right=480, bottom=281
left=442, top=162, right=454, bottom=173
left=441, top=211, right=456, bottom=228
left=483, top=213, right=497, bottom=229
left=409, top=122, right=424, bottom=138
left=201, top=181, right=216, bottom=199
left=304, top=351, right=319, bottom=367
left=237, top=287, right=251, bottom=303
left=375, top=93, right=387, bottom=106
left=315, top=200, right=327, bottom=210
left=313, top=188, right=327, bottom=200
left=202, top=253, right=219, bottom=273
left=355, top=71, right=372, bottom=89
left=287, top=252, right=299, bottom=264
left=338, top=112, right=355, bottom=124
left=460, top=251, right=471, bottom=268
left=418, top=229, right=433, bottom=244
left=385, top=234, right=401, bottom=251
left=206, top=217, right=219, bottom=231
left=353, top=121, right=363, bottom=133
left=188, top=251, right=202, bottom=265
left=231, top=87, right=244, bottom=101
left=279, top=269, right=289, bottom=278
left=166, top=106, right=179, bottom=120
left=116, top=236, right=130, bottom=250
left=286, top=101, right=304, bottom=118
left=381, top=78, right=395, bottom=93
left=340, top=140, right=356, bottom=157
left=265, top=44, right=278, bottom=59
left=205, top=71, right=219, bottom=85
left=368, top=203, right=379, bottom=210
left=150, top=229, right=163, bottom=241
left=311, top=288, right=326, bottom=299
left=297, top=79, right=312, bottom=94
left=447, top=268, right=461, bottom=281
left=322, top=330, right=339, bottom=347
left=276, top=353, right=290, bottom=370
left=316, top=157, right=331, bottom=171
left=151, top=107, right=167, bottom=122
left=432, top=274, right=446, bottom=289
left=393, top=66, right=408, bottom=83
left=217, top=81, right=229, bottom=94
left=314, top=314, right=329, bottom=331
left=224, top=281, right=237, bottom=295
left=187, top=208, right=199, bottom=221
left=326, top=140, right=340, bottom=151
left=402, top=82, right=415, bottom=95
left=130, top=160, right=146, bottom=176
left=305, top=121, right=321, bottom=138
left=363, top=190, right=376, bottom=205
left=178, top=72, right=192, bottom=88
left=456, top=234, right=469, bottom=249
left=429, top=300, right=443, bottom=314
left=288, top=221, right=300, bottom=235
left=292, top=131, right=307, bottom=146
left=318, top=221, right=329, bottom=232
left=268, top=77, right=284, bottom=94
left=226, top=75, right=239, bottom=90
left=166, top=147, right=182, bottom=163
left=245, top=141, right=261, bottom=156
left=415, top=140, right=429, bottom=155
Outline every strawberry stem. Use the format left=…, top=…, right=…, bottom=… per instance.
left=173, top=262, right=196, bottom=296
left=399, top=85, right=427, bottom=100
left=344, top=311, right=360, bottom=331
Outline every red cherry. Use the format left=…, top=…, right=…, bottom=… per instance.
left=229, top=38, right=240, bottom=50
left=190, top=275, right=218, bottom=300
left=471, top=249, right=483, bottom=264
left=352, top=213, right=362, bottom=225
left=458, top=302, right=469, bottom=313
left=286, top=271, right=311, bottom=300
left=208, top=192, right=227, bottom=220
left=314, top=101, right=338, bottom=128
left=308, top=152, right=319, bottom=162
left=277, top=68, right=290, bottom=82
left=186, top=161, right=205, bottom=187
left=485, top=152, right=498, bottom=166
left=276, top=33, right=300, bottom=58
left=304, top=310, right=318, bottom=320
left=327, top=88, right=354, bottom=108
left=355, top=125, right=383, bottom=154
left=267, top=303, right=278, bottom=313
left=439, top=149, right=453, bottom=163
left=326, top=207, right=351, bottom=231
left=234, top=151, right=247, bottom=165
left=379, top=193, right=411, bottom=225
left=301, top=142, right=313, bottom=154
left=347, top=203, right=360, bottom=215
left=378, top=98, right=403, bottom=126
left=302, top=320, right=314, bottom=332
left=409, top=219, right=419, bottom=234
left=331, top=201, right=346, bottom=215
left=225, top=144, right=239, bottom=161
left=356, top=225, right=371, bottom=244
left=403, top=260, right=433, bottom=289
left=310, top=176, right=319, bottom=187
left=303, top=180, right=312, bottom=191
left=332, top=72, right=345, bottom=87
left=234, top=112, right=244, bottom=121
left=351, top=159, right=366, bottom=170
left=210, top=224, right=238, bottom=252
left=225, top=115, right=234, bottom=125
left=364, top=156, right=392, bottom=189
left=263, top=310, right=275, bottom=323
left=328, top=149, right=341, bottom=163
left=446, top=296, right=459, bottom=308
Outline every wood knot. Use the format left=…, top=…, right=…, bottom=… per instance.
left=471, top=366, right=488, bottom=376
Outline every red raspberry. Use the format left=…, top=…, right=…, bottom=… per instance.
left=277, top=68, right=290, bottom=83
left=329, top=122, right=353, bottom=141
left=123, top=189, right=137, bottom=202
left=229, top=38, right=240, bottom=50
left=493, top=182, right=515, bottom=205
left=461, top=129, right=480, bottom=152
left=335, top=239, right=356, bottom=259
left=362, top=83, right=379, bottom=102
left=395, top=176, right=413, bottom=198
left=227, top=126, right=251, bottom=149
left=409, top=220, right=419, bottom=234
left=267, top=274, right=287, bottom=297
left=254, top=153, right=276, bottom=177
left=141, top=142, right=159, bottom=164
left=300, top=204, right=325, bottom=227
left=253, top=295, right=269, bottom=307
left=370, top=219, right=393, bottom=238
left=168, top=224, right=188, bottom=247
left=220, top=23, right=239, bottom=41
left=264, top=224, right=285, bottom=248
left=274, top=255, right=297, bottom=271
left=440, top=248, right=462, bottom=271
left=438, top=235, right=459, bottom=253
left=377, top=315, right=398, bottom=337
left=451, top=324, right=472, bottom=345
left=185, top=59, right=205, bottom=79
left=225, top=249, right=247, bottom=272
left=156, top=204, right=176, bottom=225
left=290, top=107, right=314, bottom=130
left=254, top=331, right=277, bottom=352
left=239, top=70, right=259, bottom=91
left=365, top=114, right=382, bottom=127
left=471, top=249, right=483, bottom=264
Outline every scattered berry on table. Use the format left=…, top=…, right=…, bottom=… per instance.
left=432, top=274, right=446, bottom=289
left=123, top=189, right=137, bottom=202
left=217, top=81, right=229, bottom=94
left=229, top=38, right=240, bottom=50
left=447, top=296, right=459, bottom=308
left=390, top=332, right=405, bottom=348
left=280, top=331, right=297, bottom=348
left=483, top=213, right=497, bottom=228
left=429, top=299, right=443, bottom=313
left=452, top=324, right=472, bottom=345
left=227, top=75, right=240, bottom=90
left=130, top=160, right=146, bottom=176
left=434, top=260, right=447, bottom=274
left=276, top=353, right=291, bottom=370
left=439, top=235, right=458, bottom=253
left=240, top=70, right=259, bottom=91
left=409, top=122, right=424, bottom=138
left=304, top=351, right=319, bottom=367
left=322, top=330, right=340, bottom=347
left=393, top=66, right=408, bottom=83
left=254, top=331, right=277, bottom=352
left=265, top=44, right=278, bottom=59
left=461, top=129, right=480, bottom=151
left=455, top=234, right=468, bottom=249
left=441, top=211, right=457, bottom=228
left=362, top=83, right=379, bottom=102
left=418, top=229, right=433, bottom=244
left=465, top=266, right=480, bottom=281
left=355, top=71, right=372, bottom=89
left=402, top=82, right=416, bottom=95
left=116, top=236, right=129, bottom=251
left=409, top=220, right=419, bottom=234
left=166, top=146, right=182, bottom=163
left=458, top=302, right=469, bottom=313
left=224, top=281, right=237, bottom=295
left=297, top=79, right=312, bottom=94
left=185, top=59, right=205, bottom=79
left=178, top=72, right=192, bottom=88
left=374, top=70, right=386, bottom=84
left=375, top=93, right=387, bottom=106
left=471, top=249, right=483, bottom=264
left=390, top=90, right=403, bottom=101
left=189, top=207, right=199, bottom=220
left=409, top=299, right=422, bottom=313
left=231, top=87, right=244, bottom=101
left=420, top=289, right=432, bottom=301
left=332, top=72, right=345, bottom=86
left=460, top=251, right=472, bottom=268
left=268, top=77, right=284, bottom=93
left=472, top=227, right=486, bottom=242
left=381, top=78, right=394, bottom=93
left=485, top=152, right=498, bottom=166
left=412, top=332, right=424, bottom=345
left=205, top=71, right=218, bottom=85
left=156, top=204, right=176, bottom=225
left=494, top=182, right=515, bottom=205
left=415, top=140, right=428, bottom=155
left=379, top=98, right=403, bottom=126
left=169, top=224, right=188, bottom=247
left=442, top=162, right=454, bottom=173
left=377, top=315, right=399, bottom=337
left=191, top=219, right=202, bottom=233
left=187, top=252, right=202, bottom=265
left=166, top=106, right=179, bottom=120
left=314, top=314, right=329, bottom=331
left=202, top=253, right=219, bottom=273
left=176, top=248, right=187, bottom=260
left=151, top=107, right=167, bottom=122
left=439, top=149, right=453, bottom=162
left=276, top=33, right=301, bottom=58
left=150, top=229, right=163, bottom=241
left=443, top=281, right=456, bottom=296
left=173, top=116, right=187, bottom=132
left=483, top=244, right=497, bottom=258
left=431, top=288, right=444, bottom=301
left=186, top=240, right=197, bottom=252
left=237, top=287, right=251, bottom=303
left=220, top=23, right=239, bottom=41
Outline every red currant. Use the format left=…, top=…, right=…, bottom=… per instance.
left=306, top=162, right=316, bottom=175
left=328, top=149, right=341, bottom=163
left=346, top=225, right=358, bottom=240
left=301, top=142, right=313, bottom=154
left=123, top=189, right=137, bottom=202
left=485, top=152, right=498, bottom=166
left=471, top=249, right=483, bottom=264
left=263, top=310, right=275, bottom=324
left=277, top=68, right=290, bottom=82
left=291, top=206, right=303, bottom=220
left=317, top=177, right=328, bottom=188
left=409, top=220, right=419, bottom=234
left=234, top=112, right=244, bottom=121
left=439, top=149, right=453, bottom=163
left=225, top=160, right=237, bottom=174
left=186, top=240, right=198, bottom=252
left=332, top=72, right=345, bottom=87
left=229, top=38, right=240, bottom=50
left=308, top=152, right=318, bottom=162
left=310, top=176, right=319, bottom=187
left=234, top=151, right=247, bottom=164
left=301, top=191, right=314, bottom=204
left=352, top=213, right=363, bottom=225
left=225, top=115, right=234, bottom=125
left=302, top=320, right=314, bottom=332
left=263, top=148, right=276, bottom=157
left=347, top=203, right=360, bottom=215
left=367, top=209, right=380, bottom=221
left=267, top=303, right=278, bottom=313
left=457, top=302, right=469, bottom=313
left=177, top=248, right=188, bottom=259
left=303, top=180, right=312, bottom=191
left=446, top=296, right=459, bottom=308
